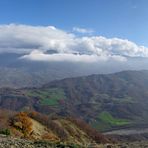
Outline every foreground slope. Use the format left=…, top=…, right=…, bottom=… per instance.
left=0, top=110, right=109, bottom=147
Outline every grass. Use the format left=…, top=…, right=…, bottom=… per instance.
left=98, top=111, right=130, bottom=126
left=27, top=88, right=66, bottom=106
left=91, top=111, right=130, bottom=131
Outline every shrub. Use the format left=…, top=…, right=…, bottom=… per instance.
left=10, top=112, right=33, bottom=137
left=0, top=128, right=11, bottom=136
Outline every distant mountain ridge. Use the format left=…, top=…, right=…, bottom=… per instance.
left=0, top=52, right=105, bottom=88
left=0, top=52, right=147, bottom=88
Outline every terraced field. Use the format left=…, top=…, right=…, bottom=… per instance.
left=27, top=88, right=66, bottom=106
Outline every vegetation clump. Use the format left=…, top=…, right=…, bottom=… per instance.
left=10, top=112, right=33, bottom=138
left=0, top=128, right=11, bottom=136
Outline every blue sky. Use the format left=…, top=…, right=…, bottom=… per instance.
left=0, top=0, right=148, bottom=46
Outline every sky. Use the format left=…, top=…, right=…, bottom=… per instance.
left=0, top=0, right=148, bottom=64
left=0, top=0, right=148, bottom=45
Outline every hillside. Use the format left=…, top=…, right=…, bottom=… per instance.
left=1, top=111, right=148, bottom=148
left=42, top=70, right=148, bottom=130
left=1, top=70, right=148, bottom=132
left=0, top=110, right=109, bottom=147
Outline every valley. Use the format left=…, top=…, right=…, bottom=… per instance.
left=1, top=70, right=148, bottom=147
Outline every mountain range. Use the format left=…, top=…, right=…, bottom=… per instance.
left=1, top=52, right=148, bottom=88
left=1, top=70, right=148, bottom=132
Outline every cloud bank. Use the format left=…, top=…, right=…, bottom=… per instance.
left=21, top=50, right=126, bottom=62
left=0, top=24, right=148, bottom=63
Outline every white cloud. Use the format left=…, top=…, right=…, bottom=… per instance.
left=0, top=24, right=74, bottom=53
left=21, top=50, right=126, bottom=62
left=0, top=24, right=148, bottom=63
left=73, top=27, right=94, bottom=34
left=76, top=36, right=148, bottom=57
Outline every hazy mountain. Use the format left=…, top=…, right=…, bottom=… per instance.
left=1, top=53, right=148, bottom=88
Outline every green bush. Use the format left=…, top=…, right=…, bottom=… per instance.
left=0, top=128, right=11, bottom=135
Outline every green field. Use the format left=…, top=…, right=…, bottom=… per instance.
left=91, top=111, right=130, bottom=131
left=99, top=111, right=130, bottom=126
left=27, top=88, right=66, bottom=106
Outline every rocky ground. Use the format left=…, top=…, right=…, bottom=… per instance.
left=0, top=134, right=78, bottom=148
left=101, top=142, right=148, bottom=148
left=1, top=134, right=148, bottom=148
